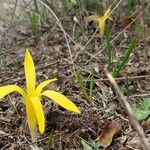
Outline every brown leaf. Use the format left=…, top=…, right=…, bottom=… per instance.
left=126, top=132, right=143, bottom=149
left=96, top=119, right=122, bottom=148
left=120, top=17, right=134, bottom=31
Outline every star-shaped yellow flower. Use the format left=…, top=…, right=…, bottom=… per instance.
left=0, top=49, right=80, bottom=142
left=97, top=7, right=112, bottom=36
left=86, top=7, right=112, bottom=36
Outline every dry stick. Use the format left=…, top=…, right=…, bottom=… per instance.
left=39, top=0, right=76, bottom=74
left=130, top=93, right=150, bottom=98
left=96, top=74, right=150, bottom=81
left=106, top=71, right=149, bottom=150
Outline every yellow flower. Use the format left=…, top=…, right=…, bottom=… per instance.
left=0, top=49, right=80, bottom=142
left=97, top=7, right=112, bottom=36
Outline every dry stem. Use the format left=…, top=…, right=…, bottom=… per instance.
left=106, top=70, right=149, bottom=150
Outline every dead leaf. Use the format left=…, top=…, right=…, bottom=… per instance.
left=96, top=119, right=122, bottom=148
left=120, top=17, right=134, bottom=31
left=126, top=132, right=143, bottom=149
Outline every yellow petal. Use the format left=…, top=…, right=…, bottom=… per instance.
left=0, top=85, right=26, bottom=100
left=42, top=90, right=81, bottom=113
left=30, top=97, right=45, bottom=134
left=0, top=85, right=38, bottom=142
left=97, top=16, right=106, bottom=36
left=24, top=49, right=36, bottom=96
left=104, top=7, right=111, bottom=18
left=36, top=78, right=57, bottom=94
left=97, top=6, right=111, bottom=36
left=25, top=97, right=37, bottom=142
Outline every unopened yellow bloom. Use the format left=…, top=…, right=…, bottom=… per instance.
left=0, top=49, right=80, bottom=142
left=97, top=7, right=112, bottom=36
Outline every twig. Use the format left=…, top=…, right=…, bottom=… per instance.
left=39, top=0, right=76, bottom=74
left=95, top=74, right=150, bottom=81
left=130, top=93, right=150, bottom=98
left=106, top=70, right=149, bottom=150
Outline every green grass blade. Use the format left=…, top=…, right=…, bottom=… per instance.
left=112, top=38, right=136, bottom=77
left=76, top=70, right=91, bottom=104
left=47, top=131, right=53, bottom=150
left=89, top=71, right=94, bottom=101
left=126, top=0, right=132, bottom=16
left=27, top=11, right=38, bottom=35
